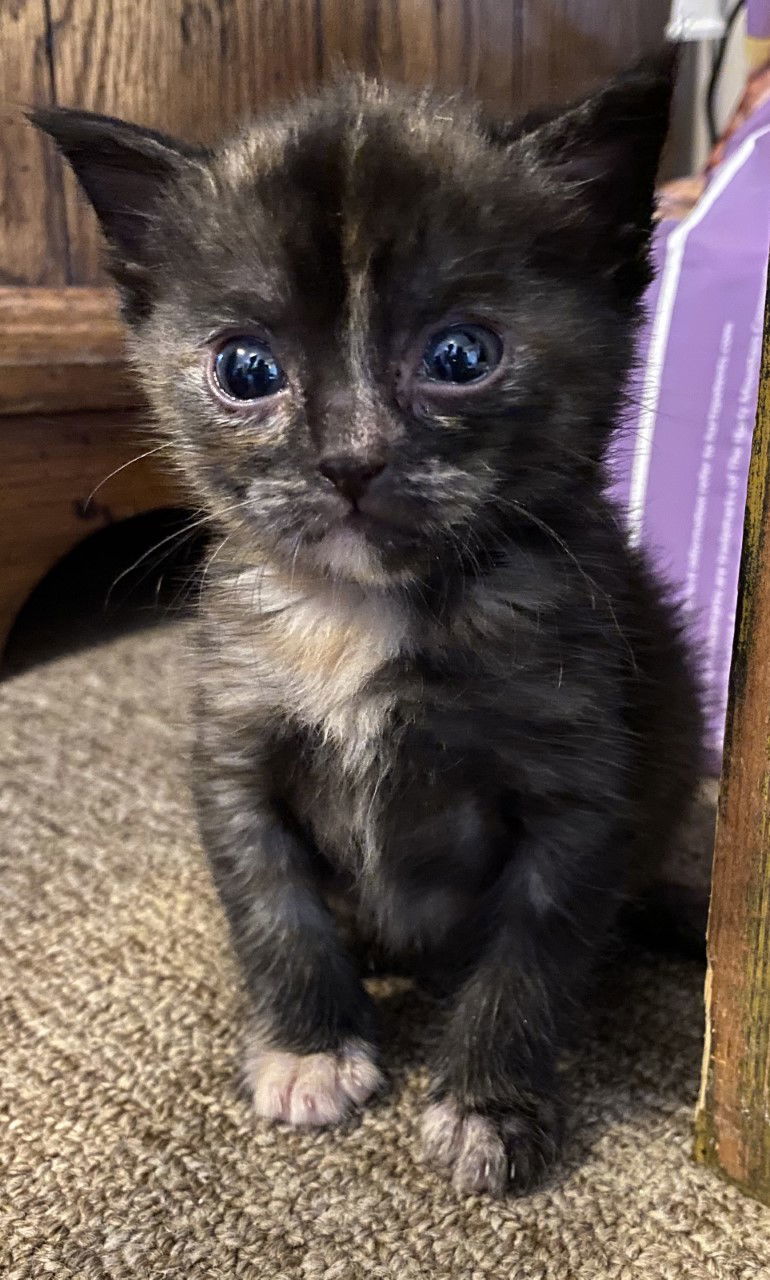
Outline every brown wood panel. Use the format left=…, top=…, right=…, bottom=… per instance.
left=315, top=0, right=520, bottom=108
left=0, top=408, right=182, bottom=652
left=48, top=0, right=323, bottom=282
left=0, top=286, right=136, bottom=415
left=694, top=275, right=770, bottom=1206
left=317, top=0, right=671, bottom=113
left=0, top=0, right=69, bottom=284
left=316, top=0, right=671, bottom=109
left=518, top=0, right=672, bottom=103
left=46, top=0, right=670, bottom=285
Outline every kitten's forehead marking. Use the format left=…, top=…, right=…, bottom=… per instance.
left=342, top=110, right=374, bottom=410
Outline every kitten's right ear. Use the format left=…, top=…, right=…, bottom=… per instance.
left=483, top=51, right=678, bottom=301
left=29, top=107, right=205, bottom=318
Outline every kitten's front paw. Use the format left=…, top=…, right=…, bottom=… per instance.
left=420, top=1094, right=562, bottom=1196
left=245, top=1038, right=383, bottom=1127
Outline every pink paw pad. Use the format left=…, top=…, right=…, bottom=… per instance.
left=421, top=1099, right=509, bottom=1196
left=245, top=1039, right=383, bottom=1127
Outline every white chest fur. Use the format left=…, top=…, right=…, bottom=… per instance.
left=227, top=567, right=410, bottom=773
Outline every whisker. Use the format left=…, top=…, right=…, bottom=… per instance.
left=82, top=443, right=173, bottom=513
left=105, top=520, right=209, bottom=612
left=197, top=530, right=238, bottom=602
left=105, top=504, right=245, bottom=608
left=158, top=528, right=233, bottom=621
left=494, top=495, right=638, bottom=673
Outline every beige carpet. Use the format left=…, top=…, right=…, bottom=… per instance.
left=2, top=625, right=768, bottom=1279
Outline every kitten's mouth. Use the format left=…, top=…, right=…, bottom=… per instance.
left=302, top=498, right=422, bottom=583
left=342, top=507, right=389, bottom=532
left=339, top=491, right=420, bottom=538
left=337, top=505, right=419, bottom=550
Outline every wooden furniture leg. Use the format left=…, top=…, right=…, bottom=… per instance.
left=694, top=279, right=770, bottom=1205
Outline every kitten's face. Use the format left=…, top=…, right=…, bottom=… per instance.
left=140, top=102, right=609, bottom=586
left=35, top=64, right=674, bottom=585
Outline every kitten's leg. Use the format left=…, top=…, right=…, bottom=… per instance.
left=193, top=739, right=382, bottom=1126
left=421, top=810, right=622, bottom=1195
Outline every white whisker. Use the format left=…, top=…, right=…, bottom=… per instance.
left=82, top=443, right=173, bottom=512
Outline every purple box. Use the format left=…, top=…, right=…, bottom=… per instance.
left=748, top=0, right=770, bottom=39
left=608, top=90, right=770, bottom=769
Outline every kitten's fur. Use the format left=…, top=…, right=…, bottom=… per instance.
left=34, top=53, right=703, bottom=1196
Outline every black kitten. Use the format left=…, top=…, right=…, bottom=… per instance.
left=34, top=53, right=703, bottom=1196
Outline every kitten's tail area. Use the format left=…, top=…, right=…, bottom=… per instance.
left=620, top=881, right=709, bottom=963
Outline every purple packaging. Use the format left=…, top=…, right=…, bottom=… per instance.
left=608, top=89, right=770, bottom=770
left=748, top=0, right=770, bottom=39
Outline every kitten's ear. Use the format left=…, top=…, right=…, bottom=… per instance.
left=29, top=107, right=205, bottom=317
left=499, top=50, right=678, bottom=294
left=482, top=104, right=564, bottom=148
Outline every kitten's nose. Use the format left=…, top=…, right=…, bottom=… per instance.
left=318, top=455, right=386, bottom=503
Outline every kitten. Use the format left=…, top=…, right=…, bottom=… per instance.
left=34, top=51, right=703, bottom=1197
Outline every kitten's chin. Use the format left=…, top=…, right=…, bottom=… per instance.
left=306, top=526, right=413, bottom=587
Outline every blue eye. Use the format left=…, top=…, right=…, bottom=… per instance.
left=213, top=336, right=285, bottom=400
left=421, top=325, right=502, bottom=385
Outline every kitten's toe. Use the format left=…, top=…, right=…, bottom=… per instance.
left=421, top=1101, right=507, bottom=1196
left=420, top=1098, right=464, bottom=1166
left=245, top=1038, right=383, bottom=1127
left=420, top=1094, right=562, bottom=1196
left=452, top=1113, right=509, bottom=1196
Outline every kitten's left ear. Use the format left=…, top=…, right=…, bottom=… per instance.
left=496, top=50, right=679, bottom=295
left=29, top=107, right=206, bottom=318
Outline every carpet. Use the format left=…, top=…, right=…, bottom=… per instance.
left=2, top=625, right=768, bottom=1279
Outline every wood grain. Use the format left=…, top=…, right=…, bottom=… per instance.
left=694, top=276, right=770, bottom=1206
left=48, top=0, right=324, bottom=282
left=42, top=0, right=670, bottom=284
left=0, top=408, right=181, bottom=652
left=0, top=0, right=69, bottom=284
left=0, top=286, right=137, bottom=414
left=316, top=0, right=670, bottom=114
